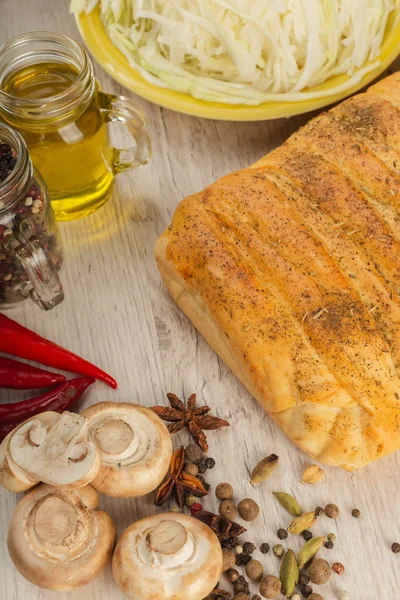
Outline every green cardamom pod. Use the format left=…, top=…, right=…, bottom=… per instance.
left=288, top=511, right=317, bottom=535
left=272, top=491, right=302, bottom=516
left=251, top=454, right=279, bottom=484
left=298, top=536, right=325, bottom=568
left=279, top=549, right=299, bottom=597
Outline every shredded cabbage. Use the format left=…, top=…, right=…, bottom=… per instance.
left=71, top=0, right=398, bottom=105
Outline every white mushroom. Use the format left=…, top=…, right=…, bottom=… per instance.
left=82, top=401, right=173, bottom=497
left=7, top=483, right=116, bottom=590
left=2, top=411, right=101, bottom=491
left=112, top=513, right=223, bottom=600
left=0, top=412, right=59, bottom=492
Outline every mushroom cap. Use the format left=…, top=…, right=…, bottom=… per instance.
left=0, top=412, right=59, bottom=492
left=7, top=411, right=101, bottom=488
left=7, top=483, right=116, bottom=591
left=112, top=512, right=222, bottom=600
left=82, top=402, right=173, bottom=498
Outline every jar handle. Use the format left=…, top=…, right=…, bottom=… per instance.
left=99, top=92, right=152, bottom=174
left=4, top=222, right=64, bottom=311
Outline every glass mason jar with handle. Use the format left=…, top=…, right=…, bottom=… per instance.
left=0, top=32, right=152, bottom=221
left=0, top=123, right=64, bottom=310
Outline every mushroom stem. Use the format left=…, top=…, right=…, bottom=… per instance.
left=146, top=521, right=188, bottom=555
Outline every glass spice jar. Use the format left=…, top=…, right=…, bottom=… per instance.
left=0, top=122, right=64, bottom=310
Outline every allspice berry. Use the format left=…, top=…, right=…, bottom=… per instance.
left=222, top=548, right=236, bottom=572
left=308, top=558, right=331, bottom=584
left=308, top=594, right=324, bottom=600
left=219, top=499, right=238, bottom=519
left=185, top=443, right=202, bottom=464
left=325, top=503, right=340, bottom=519
left=245, top=559, right=263, bottom=581
left=233, top=594, right=250, bottom=600
left=216, top=482, right=233, bottom=500
left=238, top=498, right=260, bottom=521
left=259, top=574, right=282, bottom=598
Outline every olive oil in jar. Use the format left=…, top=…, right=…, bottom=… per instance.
left=1, top=62, right=114, bottom=220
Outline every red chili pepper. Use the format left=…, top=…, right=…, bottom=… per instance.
left=0, top=356, right=66, bottom=389
left=0, top=376, right=95, bottom=424
left=0, top=314, right=117, bottom=389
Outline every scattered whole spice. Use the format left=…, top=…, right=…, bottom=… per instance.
left=240, top=553, right=252, bottom=566
left=233, top=594, right=249, bottom=600
left=292, top=595, right=301, bottom=600
left=302, top=530, right=313, bottom=541
left=338, top=592, right=351, bottom=600
left=302, top=465, right=324, bottom=485
left=250, top=454, right=279, bottom=484
left=169, top=506, right=182, bottom=513
left=154, top=446, right=208, bottom=507
left=279, top=549, right=299, bottom=596
left=288, top=512, right=317, bottom=535
left=324, top=541, right=334, bottom=549
left=259, top=574, right=281, bottom=598
left=325, top=504, right=340, bottom=519
left=298, top=537, right=325, bottom=569
left=185, top=443, right=202, bottom=464
left=222, top=548, right=236, bottom=572
left=233, top=575, right=250, bottom=594
left=273, top=544, right=284, bottom=557
left=327, top=533, right=336, bottom=542
left=235, top=545, right=244, bottom=554
left=185, top=494, right=198, bottom=507
left=185, top=462, right=199, bottom=476
left=216, top=483, right=234, bottom=500
left=227, top=568, right=240, bottom=582
left=315, top=506, right=324, bottom=516
left=252, top=596, right=262, bottom=600
left=220, top=500, right=238, bottom=520
left=237, top=498, right=260, bottom=521
left=193, top=510, right=247, bottom=543
left=332, top=562, right=345, bottom=575
left=190, top=502, right=203, bottom=514
left=151, top=392, right=229, bottom=452
left=391, top=542, right=400, bottom=554
left=273, top=491, right=302, bottom=516
left=243, top=542, right=256, bottom=554
left=301, top=584, right=313, bottom=597
left=308, top=558, right=331, bottom=584
left=205, top=457, right=216, bottom=469
left=198, top=463, right=207, bottom=474
left=308, top=594, right=324, bottom=600
left=277, top=528, right=288, bottom=540
left=197, top=474, right=206, bottom=484
left=245, top=559, right=263, bottom=581
left=299, top=573, right=310, bottom=586
left=351, top=508, right=361, bottom=518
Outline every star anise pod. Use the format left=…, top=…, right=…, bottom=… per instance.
left=193, top=510, right=247, bottom=543
left=154, top=446, right=208, bottom=508
left=205, top=589, right=231, bottom=599
left=151, top=392, right=230, bottom=452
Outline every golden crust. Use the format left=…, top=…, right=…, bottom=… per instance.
left=156, top=74, right=400, bottom=470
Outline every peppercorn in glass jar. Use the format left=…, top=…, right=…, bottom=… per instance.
left=0, top=32, right=151, bottom=221
left=0, top=123, right=64, bottom=310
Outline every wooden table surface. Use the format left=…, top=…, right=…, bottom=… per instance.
left=1, top=2, right=399, bottom=599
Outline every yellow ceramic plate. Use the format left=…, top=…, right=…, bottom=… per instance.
left=76, top=7, right=400, bottom=121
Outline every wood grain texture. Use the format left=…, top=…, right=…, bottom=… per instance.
left=0, top=2, right=399, bottom=598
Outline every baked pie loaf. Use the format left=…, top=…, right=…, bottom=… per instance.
left=156, top=73, right=400, bottom=470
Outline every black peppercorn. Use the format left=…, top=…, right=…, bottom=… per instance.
left=198, top=463, right=207, bottom=474
left=252, top=596, right=262, bottom=600
left=260, top=543, right=270, bottom=554
left=233, top=575, right=250, bottom=594
left=204, top=482, right=211, bottom=491
left=277, top=528, right=288, bottom=540
left=240, top=553, right=252, bottom=565
left=227, top=568, right=239, bottom=582
left=205, top=457, right=216, bottom=469
left=243, top=542, right=256, bottom=554
left=391, top=542, right=400, bottom=554
left=352, top=508, right=361, bottom=518
left=197, top=474, right=206, bottom=484
left=300, top=584, right=313, bottom=597
left=302, top=530, right=313, bottom=541
left=299, top=573, right=310, bottom=586
left=324, top=541, right=334, bottom=549
left=315, top=506, right=324, bottom=516
left=235, top=554, right=243, bottom=566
